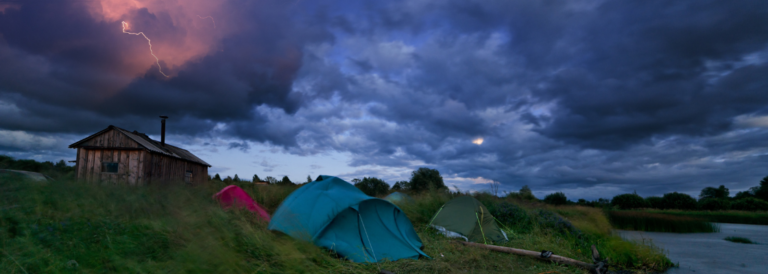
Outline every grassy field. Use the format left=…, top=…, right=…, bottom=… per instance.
left=1, top=179, right=673, bottom=273
left=640, top=209, right=768, bottom=225
left=608, top=211, right=720, bottom=233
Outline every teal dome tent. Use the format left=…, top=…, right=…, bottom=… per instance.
left=268, top=175, right=428, bottom=263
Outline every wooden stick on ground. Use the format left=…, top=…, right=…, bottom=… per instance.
left=458, top=241, right=599, bottom=272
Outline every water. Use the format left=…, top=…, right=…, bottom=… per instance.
left=617, top=223, right=768, bottom=274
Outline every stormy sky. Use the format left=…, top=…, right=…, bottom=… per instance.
left=1, top=0, right=767, bottom=200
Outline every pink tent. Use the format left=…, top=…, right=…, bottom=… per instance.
left=214, top=185, right=271, bottom=222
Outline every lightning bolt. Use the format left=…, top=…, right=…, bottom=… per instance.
left=196, top=15, right=216, bottom=28
left=121, top=21, right=169, bottom=77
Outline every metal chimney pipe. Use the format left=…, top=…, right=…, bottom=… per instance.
left=160, top=116, right=168, bottom=146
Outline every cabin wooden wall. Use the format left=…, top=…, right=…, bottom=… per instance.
left=79, top=129, right=140, bottom=148
left=76, top=148, right=145, bottom=185
left=74, top=128, right=209, bottom=185
left=143, top=153, right=208, bottom=185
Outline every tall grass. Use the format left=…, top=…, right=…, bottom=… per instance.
left=1, top=180, right=673, bottom=273
left=608, top=211, right=720, bottom=233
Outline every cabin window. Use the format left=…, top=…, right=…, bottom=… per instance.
left=101, top=162, right=118, bottom=173
left=185, top=171, right=193, bottom=183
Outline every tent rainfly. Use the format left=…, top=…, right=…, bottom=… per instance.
left=429, top=196, right=508, bottom=244
left=214, top=185, right=271, bottom=222
left=268, top=175, right=428, bottom=263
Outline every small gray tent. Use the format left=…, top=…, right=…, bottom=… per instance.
left=429, top=196, right=508, bottom=244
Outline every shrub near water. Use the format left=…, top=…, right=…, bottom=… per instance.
left=698, top=198, right=731, bottom=211
left=724, top=236, right=754, bottom=244
left=608, top=211, right=720, bottom=233
left=611, top=193, right=649, bottom=210
left=731, top=198, right=768, bottom=211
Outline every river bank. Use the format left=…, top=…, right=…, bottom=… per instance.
left=618, top=223, right=768, bottom=274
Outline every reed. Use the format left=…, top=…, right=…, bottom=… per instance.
left=608, top=211, right=720, bottom=233
left=724, top=236, right=754, bottom=244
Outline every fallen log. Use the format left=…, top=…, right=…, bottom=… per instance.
left=457, top=241, right=602, bottom=273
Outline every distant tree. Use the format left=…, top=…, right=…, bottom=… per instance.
left=698, top=198, right=731, bottom=211
left=213, top=173, right=222, bottom=181
left=597, top=198, right=610, bottom=207
left=543, top=192, right=568, bottom=206
left=307, top=175, right=313, bottom=183
left=699, top=185, right=729, bottom=199
left=577, top=199, right=587, bottom=206
left=351, top=178, right=362, bottom=184
left=660, top=192, right=697, bottom=210
left=646, top=196, right=663, bottom=209
left=264, top=176, right=279, bottom=184
left=55, top=160, right=67, bottom=169
left=224, top=176, right=233, bottom=183
left=253, top=174, right=261, bottom=182
left=755, top=176, right=768, bottom=201
left=409, top=167, right=446, bottom=192
left=519, top=185, right=535, bottom=200
left=611, top=193, right=650, bottom=210
left=731, top=197, right=768, bottom=211
left=208, top=175, right=212, bottom=181
left=233, top=174, right=240, bottom=182
left=734, top=190, right=754, bottom=200
left=354, top=177, right=390, bottom=197
left=280, top=176, right=294, bottom=185
left=392, top=181, right=406, bottom=191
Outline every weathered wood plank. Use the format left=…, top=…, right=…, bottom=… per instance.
left=119, top=150, right=129, bottom=184
left=129, top=151, right=138, bottom=185
left=86, top=150, right=95, bottom=182
left=93, top=150, right=101, bottom=183
left=77, top=149, right=87, bottom=180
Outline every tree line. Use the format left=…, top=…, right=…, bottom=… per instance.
left=210, top=167, right=449, bottom=197
left=0, top=155, right=75, bottom=180
left=538, top=176, right=768, bottom=211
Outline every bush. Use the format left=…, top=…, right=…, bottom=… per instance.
left=698, top=198, right=731, bottom=211
left=660, top=192, right=697, bottom=210
left=408, top=167, right=446, bottom=192
left=646, top=196, right=663, bottom=209
left=611, top=193, right=650, bottom=210
left=543, top=192, right=567, bottom=206
left=731, top=198, right=768, bottom=211
left=535, top=209, right=581, bottom=236
left=519, top=185, right=536, bottom=200
left=490, top=202, right=532, bottom=233
left=354, top=177, right=390, bottom=197
left=699, top=185, right=729, bottom=199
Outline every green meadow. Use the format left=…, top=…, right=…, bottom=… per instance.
left=1, top=178, right=673, bottom=273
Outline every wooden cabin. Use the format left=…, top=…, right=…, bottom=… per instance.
left=69, top=124, right=211, bottom=185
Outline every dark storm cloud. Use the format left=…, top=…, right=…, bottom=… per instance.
left=2, top=0, right=768, bottom=199
left=0, top=0, right=328, bottom=136
left=281, top=0, right=768, bottom=197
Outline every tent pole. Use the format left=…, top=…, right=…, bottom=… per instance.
left=359, top=214, right=380, bottom=269
left=428, top=206, right=444, bottom=226
left=475, top=213, right=488, bottom=244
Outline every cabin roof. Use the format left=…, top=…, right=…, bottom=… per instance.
left=69, top=125, right=211, bottom=167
